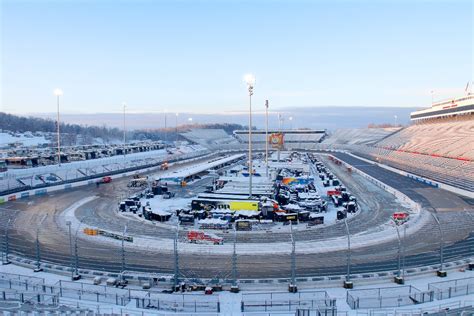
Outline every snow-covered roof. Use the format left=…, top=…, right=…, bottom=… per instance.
left=149, top=209, right=172, bottom=216
left=198, top=218, right=229, bottom=225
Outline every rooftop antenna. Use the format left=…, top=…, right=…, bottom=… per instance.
left=465, top=81, right=473, bottom=95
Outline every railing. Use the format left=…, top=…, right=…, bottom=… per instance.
left=347, top=285, right=434, bottom=309
left=429, top=277, right=474, bottom=300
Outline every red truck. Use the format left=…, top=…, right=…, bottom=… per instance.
left=102, top=176, right=112, bottom=183
left=97, top=176, right=112, bottom=185
left=187, top=230, right=223, bottom=245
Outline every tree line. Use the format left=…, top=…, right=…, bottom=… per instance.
left=1, top=112, right=246, bottom=144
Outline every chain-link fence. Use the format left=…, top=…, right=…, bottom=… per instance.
left=346, top=285, right=434, bottom=309
left=241, top=290, right=336, bottom=315
left=429, top=277, right=474, bottom=300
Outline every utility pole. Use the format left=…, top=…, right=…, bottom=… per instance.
left=231, top=227, right=239, bottom=293
left=289, top=221, right=297, bottom=293
left=343, top=217, right=353, bottom=288
left=431, top=212, right=446, bottom=277
left=73, top=237, right=80, bottom=279
left=265, top=100, right=269, bottom=178
left=393, top=224, right=404, bottom=284
left=2, top=219, right=11, bottom=265
left=54, top=89, right=63, bottom=166
left=121, top=224, right=128, bottom=282
left=173, top=223, right=180, bottom=290
left=402, top=224, right=407, bottom=281
left=34, top=215, right=48, bottom=272
left=66, top=221, right=74, bottom=280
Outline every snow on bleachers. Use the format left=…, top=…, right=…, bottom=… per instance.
left=322, top=117, right=474, bottom=192
left=351, top=145, right=474, bottom=192
left=374, top=116, right=474, bottom=160
left=323, top=128, right=400, bottom=146
left=180, top=129, right=240, bottom=148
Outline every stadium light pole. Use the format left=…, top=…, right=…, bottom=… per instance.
left=265, top=100, right=269, bottom=178
left=53, top=89, right=63, bottom=166
left=121, top=224, right=128, bottom=282
left=289, top=116, right=293, bottom=130
left=244, top=74, right=255, bottom=198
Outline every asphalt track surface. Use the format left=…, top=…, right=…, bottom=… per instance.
left=1, top=151, right=473, bottom=280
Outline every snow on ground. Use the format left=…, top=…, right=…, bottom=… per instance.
left=144, top=195, right=192, bottom=212
left=0, top=132, right=50, bottom=147
left=68, top=198, right=429, bottom=256
left=154, top=153, right=244, bottom=181
left=58, top=153, right=429, bottom=255
left=1, top=261, right=473, bottom=315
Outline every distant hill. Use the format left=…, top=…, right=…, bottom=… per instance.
left=0, top=112, right=123, bottom=145
left=0, top=112, right=247, bottom=144
left=30, top=106, right=417, bottom=130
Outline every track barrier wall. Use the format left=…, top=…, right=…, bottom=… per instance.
left=0, top=149, right=211, bottom=203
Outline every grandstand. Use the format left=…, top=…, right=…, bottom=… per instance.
left=0, top=145, right=209, bottom=195
left=324, top=95, right=474, bottom=193
left=322, top=127, right=401, bottom=146
left=373, top=115, right=474, bottom=160
left=179, top=129, right=240, bottom=149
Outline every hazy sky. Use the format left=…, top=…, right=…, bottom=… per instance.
left=1, top=0, right=472, bottom=114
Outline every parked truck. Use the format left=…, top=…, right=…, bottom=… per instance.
left=187, top=230, right=223, bottom=245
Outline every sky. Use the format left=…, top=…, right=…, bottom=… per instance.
left=1, top=0, right=472, bottom=115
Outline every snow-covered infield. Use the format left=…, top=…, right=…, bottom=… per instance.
left=62, top=152, right=428, bottom=256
